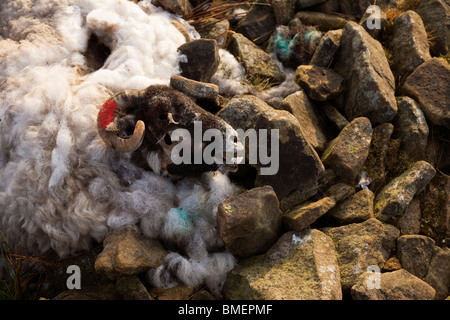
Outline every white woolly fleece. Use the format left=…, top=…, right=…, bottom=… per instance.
left=0, top=0, right=238, bottom=295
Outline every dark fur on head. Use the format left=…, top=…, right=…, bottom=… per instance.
left=98, top=85, right=239, bottom=177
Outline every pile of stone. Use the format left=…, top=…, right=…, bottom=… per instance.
left=46, top=0, right=450, bottom=300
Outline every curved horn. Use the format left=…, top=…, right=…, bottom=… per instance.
left=97, top=90, right=145, bottom=153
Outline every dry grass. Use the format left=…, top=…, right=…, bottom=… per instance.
left=185, top=0, right=250, bottom=30
left=0, top=231, right=48, bottom=300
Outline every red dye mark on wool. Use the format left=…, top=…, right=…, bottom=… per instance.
left=98, top=100, right=117, bottom=128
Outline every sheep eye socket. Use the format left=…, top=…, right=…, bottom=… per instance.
left=158, top=113, right=167, bottom=121
left=164, top=134, right=172, bottom=145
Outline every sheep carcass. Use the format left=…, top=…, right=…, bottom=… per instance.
left=0, top=0, right=240, bottom=296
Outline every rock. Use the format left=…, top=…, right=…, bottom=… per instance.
left=393, top=97, right=429, bottom=162
left=217, top=186, right=283, bottom=258
left=197, top=19, right=229, bottom=48
left=190, top=290, right=216, bottom=300
left=416, top=0, right=450, bottom=56
left=116, top=276, right=153, bottom=300
left=171, top=19, right=191, bottom=42
left=294, top=65, right=345, bottom=102
left=293, top=11, right=349, bottom=31
left=324, top=182, right=355, bottom=203
left=397, top=235, right=436, bottom=278
left=151, top=0, right=192, bottom=16
left=218, top=95, right=325, bottom=200
left=279, top=90, right=328, bottom=151
left=396, top=199, right=422, bottom=235
left=297, top=0, right=327, bottom=9
left=283, top=197, right=336, bottom=231
left=170, top=75, right=220, bottom=111
left=323, top=218, right=398, bottom=292
left=361, top=123, right=394, bottom=193
left=322, top=104, right=349, bottom=132
left=328, top=189, right=375, bottom=225
left=390, top=11, right=432, bottom=77
left=41, top=247, right=109, bottom=298
left=227, top=32, right=286, bottom=86
left=223, top=229, right=342, bottom=300
left=334, top=22, right=397, bottom=125
left=383, top=256, right=402, bottom=271
left=310, top=29, right=342, bottom=67
left=417, top=173, right=450, bottom=245
left=321, top=117, right=373, bottom=183
left=374, top=161, right=436, bottom=223
left=351, top=269, right=436, bottom=300
left=401, top=58, right=450, bottom=129
left=424, top=246, right=450, bottom=299
left=178, top=39, right=220, bottom=82
left=52, top=283, right=120, bottom=300
left=272, top=0, right=296, bottom=25
left=235, top=0, right=276, bottom=45
left=359, top=5, right=387, bottom=39
left=94, top=227, right=167, bottom=280
left=149, top=285, right=198, bottom=300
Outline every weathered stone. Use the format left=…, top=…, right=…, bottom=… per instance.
left=416, top=0, right=450, bottom=56
left=197, top=19, right=230, bottom=48
left=328, top=189, right=374, bottom=225
left=235, top=0, right=276, bottom=45
left=402, top=58, right=450, bottom=129
left=151, top=0, right=192, bottom=16
left=227, top=32, right=286, bottom=85
left=272, top=0, right=296, bottom=25
left=325, top=182, right=355, bottom=203
left=293, top=11, right=349, bottom=31
left=424, top=246, right=450, bottom=299
left=310, top=29, right=342, bottom=67
left=322, top=104, right=349, bottom=132
left=149, top=285, right=198, bottom=300
left=42, top=247, right=109, bottom=298
left=170, top=75, right=220, bottom=108
left=323, top=218, right=397, bottom=291
left=217, top=186, right=283, bottom=258
left=116, top=276, right=153, bottom=300
left=334, top=22, right=397, bottom=125
left=294, top=65, right=345, bottom=102
left=362, top=123, right=394, bottom=193
left=284, top=197, right=336, bottom=231
left=374, top=161, right=436, bottom=223
left=351, top=269, right=436, bottom=300
left=396, top=199, right=422, bottom=235
left=297, top=0, right=327, bottom=9
left=393, top=97, right=429, bottom=162
left=391, top=11, right=432, bottom=77
left=178, top=39, right=220, bottom=82
left=223, top=229, right=342, bottom=300
left=383, top=256, right=402, bottom=271
left=417, top=173, right=450, bottom=245
left=279, top=90, right=328, bottom=151
left=321, top=117, right=373, bottom=183
left=171, top=19, right=191, bottom=42
left=397, top=235, right=435, bottom=278
left=190, top=290, right=216, bottom=300
left=218, top=95, right=325, bottom=200
left=52, top=283, right=120, bottom=300
left=359, top=5, right=387, bottom=39
left=94, top=228, right=167, bottom=280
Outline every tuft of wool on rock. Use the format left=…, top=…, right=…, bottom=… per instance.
left=0, top=0, right=239, bottom=295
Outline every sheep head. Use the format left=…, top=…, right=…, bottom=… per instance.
left=97, top=85, right=241, bottom=176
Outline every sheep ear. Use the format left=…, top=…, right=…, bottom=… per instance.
left=97, top=89, right=145, bottom=153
